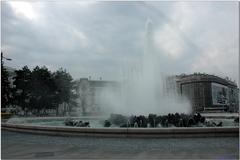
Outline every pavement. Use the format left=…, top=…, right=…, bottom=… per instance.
left=1, top=130, right=239, bottom=159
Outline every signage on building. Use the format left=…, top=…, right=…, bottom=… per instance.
left=211, top=82, right=229, bottom=105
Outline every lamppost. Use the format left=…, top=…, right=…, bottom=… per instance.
left=1, top=52, right=12, bottom=65
left=1, top=52, right=12, bottom=113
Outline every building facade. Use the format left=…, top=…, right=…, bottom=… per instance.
left=75, top=73, right=239, bottom=114
left=74, top=78, right=119, bottom=115
left=176, top=73, right=239, bottom=112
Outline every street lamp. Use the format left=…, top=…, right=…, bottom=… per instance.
left=1, top=52, right=12, bottom=65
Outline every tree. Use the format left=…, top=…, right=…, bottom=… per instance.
left=31, top=66, right=56, bottom=115
left=53, top=68, right=75, bottom=115
left=1, top=55, right=11, bottom=109
left=12, top=66, right=32, bottom=115
left=12, top=65, right=76, bottom=116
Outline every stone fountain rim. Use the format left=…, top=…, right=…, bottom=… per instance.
left=2, top=117, right=239, bottom=138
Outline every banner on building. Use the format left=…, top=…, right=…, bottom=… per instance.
left=211, top=82, right=229, bottom=105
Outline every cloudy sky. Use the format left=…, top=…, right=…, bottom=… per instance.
left=1, top=1, right=239, bottom=84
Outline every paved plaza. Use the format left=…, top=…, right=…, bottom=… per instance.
left=1, top=130, right=239, bottom=159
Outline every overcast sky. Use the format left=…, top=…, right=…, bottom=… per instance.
left=1, top=1, right=239, bottom=84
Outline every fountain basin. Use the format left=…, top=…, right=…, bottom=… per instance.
left=2, top=117, right=239, bottom=138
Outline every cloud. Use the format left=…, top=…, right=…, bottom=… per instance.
left=9, top=1, right=38, bottom=20
left=1, top=1, right=238, bottom=85
left=154, top=23, right=186, bottom=59
left=187, top=2, right=239, bottom=83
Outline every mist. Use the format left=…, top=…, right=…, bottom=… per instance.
left=97, top=19, right=191, bottom=116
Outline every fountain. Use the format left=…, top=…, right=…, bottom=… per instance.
left=99, top=19, right=191, bottom=115
left=2, top=19, right=239, bottom=138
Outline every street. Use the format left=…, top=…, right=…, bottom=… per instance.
left=1, top=130, right=239, bottom=159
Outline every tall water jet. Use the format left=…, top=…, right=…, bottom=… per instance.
left=99, top=19, right=191, bottom=115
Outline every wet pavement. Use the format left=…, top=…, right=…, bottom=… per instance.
left=1, top=130, right=239, bottom=159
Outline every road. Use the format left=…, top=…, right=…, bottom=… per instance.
left=1, top=130, right=239, bottom=159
